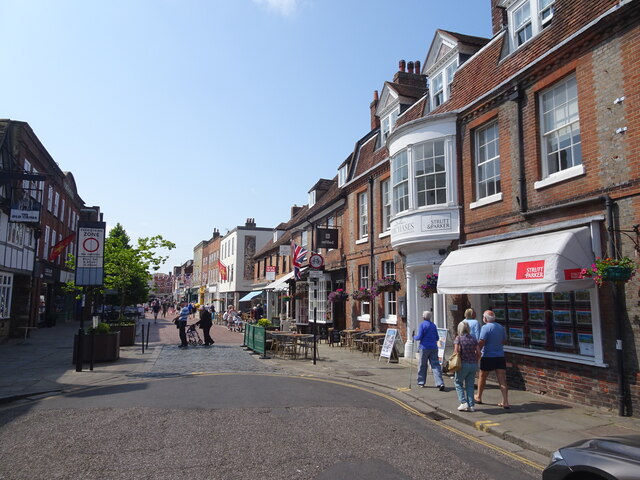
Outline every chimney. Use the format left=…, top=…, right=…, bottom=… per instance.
left=291, top=205, right=302, bottom=218
left=370, top=90, right=380, bottom=130
left=212, top=228, right=220, bottom=239
left=393, top=59, right=427, bottom=90
left=245, top=218, right=256, bottom=228
left=398, top=59, right=406, bottom=72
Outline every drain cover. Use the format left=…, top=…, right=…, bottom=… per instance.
left=423, top=411, right=448, bottom=421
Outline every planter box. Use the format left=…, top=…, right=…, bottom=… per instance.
left=72, top=332, right=120, bottom=363
left=111, top=324, right=136, bottom=346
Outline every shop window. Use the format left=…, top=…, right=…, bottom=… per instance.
left=485, top=290, right=594, bottom=357
left=475, top=121, right=501, bottom=200
left=414, top=139, right=446, bottom=207
left=539, top=74, right=581, bottom=178
left=391, top=150, right=409, bottom=214
left=359, top=265, right=370, bottom=317
left=0, top=273, right=13, bottom=319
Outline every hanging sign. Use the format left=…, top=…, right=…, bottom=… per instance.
left=315, top=228, right=338, bottom=249
left=266, top=265, right=276, bottom=280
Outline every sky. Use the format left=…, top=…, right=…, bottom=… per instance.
left=1, top=0, right=492, bottom=273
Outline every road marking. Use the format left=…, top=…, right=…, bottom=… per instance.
left=396, top=387, right=411, bottom=392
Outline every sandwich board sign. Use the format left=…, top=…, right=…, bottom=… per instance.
left=75, top=221, right=106, bottom=286
left=379, top=328, right=403, bottom=363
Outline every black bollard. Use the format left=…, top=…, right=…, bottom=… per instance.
left=89, top=330, right=95, bottom=371
left=146, top=322, right=150, bottom=349
left=141, top=323, right=145, bottom=354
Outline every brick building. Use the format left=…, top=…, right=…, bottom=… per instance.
left=426, top=0, right=639, bottom=415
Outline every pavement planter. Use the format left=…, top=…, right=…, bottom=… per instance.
left=72, top=331, right=120, bottom=363
left=108, top=323, right=136, bottom=346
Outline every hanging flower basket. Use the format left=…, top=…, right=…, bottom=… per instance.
left=371, top=277, right=401, bottom=296
left=581, top=257, right=637, bottom=286
left=351, top=288, right=373, bottom=301
left=294, top=291, right=307, bottom=299
left=281, top=295, right=292, bottom=302
left=327, top=289, right=349, bottom=303
left=419, top=274, right=439, bottom=298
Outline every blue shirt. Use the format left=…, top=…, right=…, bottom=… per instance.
left=479, top=322, right=505, bottom=358
left=414, top=319, right=439, bottom=350
left=178, top=306, right=190, bottom=323
left=464, top=318, right=481, bottom=340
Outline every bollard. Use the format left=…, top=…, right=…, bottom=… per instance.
left=146, top=322, right=150, bottom=349
left=141, top=323, right=145, bottom=354
left=75, top=329, right=84, bottom=372
left=89, top=330, right=95, bottom=371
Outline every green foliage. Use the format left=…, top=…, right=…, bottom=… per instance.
left=88, top=322, right=111, bottom=335
left=257, top=318, right=272, bottom=328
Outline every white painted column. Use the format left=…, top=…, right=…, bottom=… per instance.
left=404, top=269, right=416, bottom=358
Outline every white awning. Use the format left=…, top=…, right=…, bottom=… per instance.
left=437, top=227, right=595, bottom=294
left=239, top=291, right=263, bottom=302
left=264, top=271, right=295, bottom=291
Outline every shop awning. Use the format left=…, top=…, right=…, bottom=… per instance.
left=437, top=227, right=596, bottom=294
left=264, top=271, right=295, bottom=291
left=239, top=291, right=263, bottom=302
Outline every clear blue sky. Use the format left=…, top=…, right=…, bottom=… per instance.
left=1, top=0, right=491, bottom=272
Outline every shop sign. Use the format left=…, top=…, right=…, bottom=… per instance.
left=43, top=266, right=54, bottom=281
left=422, top=213, right=452, bottom=232
left=516, top=260, right=545, bottom=280
left=564, top=268, right=582, bottom=280
left=266, top=266, right=276, bottom=280
left=316, top=228, right=338, bottom=249
left=279, top=245, right=291, bottom=256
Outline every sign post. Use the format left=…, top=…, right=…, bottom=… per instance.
left=74, top=221, right=106, bottom=373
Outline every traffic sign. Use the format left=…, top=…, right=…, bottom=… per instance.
left=309, top=253, right=324, bottom=269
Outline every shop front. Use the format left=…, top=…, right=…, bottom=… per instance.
left=437, top=223, right=612, bottom=406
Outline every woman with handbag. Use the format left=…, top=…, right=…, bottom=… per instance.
left=453, top=321, right=481, bottom=412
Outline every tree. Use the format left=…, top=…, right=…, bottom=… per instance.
left=104, top=224, right=175, bottom=311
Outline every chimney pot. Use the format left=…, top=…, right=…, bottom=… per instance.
left=399, top=59, right=406, bottom=72
left=407, top=61, right=414, bottom=73
left=415, top=60, right=421, bottom=73
left=373, top=90, right=379, bottom=101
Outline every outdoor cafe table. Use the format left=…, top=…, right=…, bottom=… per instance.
left=340, top=329, right=361, bottom=348
left=363, top=333, right=386, bottom=354
left=268, top=332, right=314, bottom=359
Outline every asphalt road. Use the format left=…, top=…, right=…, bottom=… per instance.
left=0, top=338, right=542, bottom=480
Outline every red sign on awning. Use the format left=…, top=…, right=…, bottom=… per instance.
left=516, top=260, right=545, bottom=280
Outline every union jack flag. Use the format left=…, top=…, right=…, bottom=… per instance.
left=291, top=241, right=308, bottom=280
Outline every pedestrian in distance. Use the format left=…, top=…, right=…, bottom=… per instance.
left=413, top=311, right=445, bottom=391
left=161, top=301, right=168, bottom=318
left=463, top=308, right=481, bottom=340
left=173, top=301, right=190, bottom=348
left=474, top=310, right=510, bottom=409
left=195, top=305, right=214, bottom=346
left=152, top=300, right=160, bottom=323
left=453, top=321, right=481, bottom=412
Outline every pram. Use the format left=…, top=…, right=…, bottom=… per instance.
left=186, top=324, right=203, bottom=346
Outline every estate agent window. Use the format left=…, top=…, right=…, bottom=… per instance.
left=485, top=290, right=594, bottom=357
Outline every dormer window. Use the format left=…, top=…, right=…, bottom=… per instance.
left=431, top=73, right=444, bottom=108
left=506, top=0, right=555, bottom=51
left=309, top=190, right=316, bottom=207
left=338, top=165, right=347, bottom=187
left=446, top=60, right=458, bottom=97
left=381, top=107, right=400, bottom=144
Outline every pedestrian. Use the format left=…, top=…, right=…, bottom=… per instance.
left=226, top=305, right=238, bottom=330
left=474, top=310, right=510, bottom=408
left=188, top=302, right=194, bottom=319
left=255, top=303, right=264, bottom=320
left=463, top=308, right=481, bottom=340
left=413, top=311, right=445, bottom=390
left=152, top=300, right=160, bottom=323
left=453, top=321, right=480, bottom=412
left=173, top=301, right=189, bottom=348
left=196, top=305, right=214, bottom=346
left=161, top=301, right=168, bottom=318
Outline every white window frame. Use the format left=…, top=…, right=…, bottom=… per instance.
left=338, top=165, right=347, bottom=187
left=358, top=265, right=370, bottom=320
left=381, top=261, right=397, bottom=324
left=431, top=73, right=444, bottom=108
left=7, top=222, right=25, bottom=247
left=381, top=179, right=391, bottom=232
left=0, top=273, right=13, bottom=319
left=391, top=150, right=409, bottom=215
left=445, top=59, right=458, bottom=97
left=507, top=0, right=555, bottom=51
left=358, top=191, right=368, bottom=240
left=47, top=186, right=53, bottom=212
left=308, top=190, right=316, bottom=207
left=538, top=74, right=582, bottom=181
left=414, top=139, right=447, bottom=207
left=381, top=106, right=400, bottom=144
left=60, top=199, right=65, bottom=223
left=53, top=192, right=59, bottom=218
left=475, top=121, right=501, bottom=201
left=43, top=225, right=50, bottom=260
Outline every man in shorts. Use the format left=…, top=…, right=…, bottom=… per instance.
left=474, top=310, right=510, bottom=408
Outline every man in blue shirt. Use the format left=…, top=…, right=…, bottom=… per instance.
left=174, top=301, right=190, bottom=348
left=475, top=310, right=510, bottom=408
left=413, top=311, right=445, bottom=390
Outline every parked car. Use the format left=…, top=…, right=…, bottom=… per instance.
left=543, top=435, right=640, bottom=480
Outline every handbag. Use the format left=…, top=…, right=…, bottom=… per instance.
left=447, top=351, right=462, bottom=373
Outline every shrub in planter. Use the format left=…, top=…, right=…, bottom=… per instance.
left=257, top=318, right=272, bottom=328
left=73, top=323, right=120, bottom=363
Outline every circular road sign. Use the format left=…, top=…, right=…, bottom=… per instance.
left=309, top=253, right=324, bottom=269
